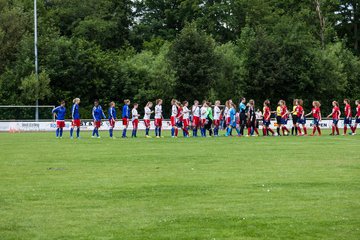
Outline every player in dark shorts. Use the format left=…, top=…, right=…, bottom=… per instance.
left=246, top=99, right=259, bottom=136
left=291, top=99, right=298, bottom=135
left=239, top=97, right=247, bottom=135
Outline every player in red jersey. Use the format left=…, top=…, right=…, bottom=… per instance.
left=306, top=101, right=321, bottom=136
left=351, top=100, right=360, bottom=135
left=176, top=101, right=185, bottom=137
left=343, top=99, right=352, bottom=135
left=295, top=99, right=307, bottom=136
left=262, top=100, right=275, bottom=136
left=280, top=100, right=290, bottom=136
left=327, top=101, right=341, bottom=136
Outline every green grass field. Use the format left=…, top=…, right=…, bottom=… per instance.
left=0, top=131, right=359, bottom=240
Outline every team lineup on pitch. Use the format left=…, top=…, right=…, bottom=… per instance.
left=52, top=97, right=360, bottom=139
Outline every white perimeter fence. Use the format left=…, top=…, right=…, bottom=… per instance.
left=0, top=119, right=354, bottom=132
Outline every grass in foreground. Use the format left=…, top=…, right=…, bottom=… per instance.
left=0, top=131, right=359, bottom=240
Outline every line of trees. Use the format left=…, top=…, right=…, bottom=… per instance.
left=0, top=0, right=360, bottom=118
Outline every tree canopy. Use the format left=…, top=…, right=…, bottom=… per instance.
left=0, top=0, right=359, bottom=117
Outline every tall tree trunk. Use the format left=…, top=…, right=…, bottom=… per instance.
left=315, top=0, right=326, bottom=48
left=354, top=1, right=358, bottom=52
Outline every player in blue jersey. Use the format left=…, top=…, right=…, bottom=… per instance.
left=70, top=98, right=81, bottom=139
left=52, top=100, right=66, bottom=138
left=225, top=103, right=241, bottom=137
left=92, top=100, right=106, bottom=138
left=122, top=99, right=130, bottom=138
left=108, top=101, right=117, bottom=138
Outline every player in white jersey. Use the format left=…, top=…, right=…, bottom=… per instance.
left=213, top=100, right=221, bottom=136
left=223, top=101, right=231, bottom=135
left=200, top=102, right=208, bottom=137
left=192, top=100, right=201, bottom=137
left=182, top=101, right=190, bottom=137
left=131, top=103, right=140, bottom=137
left=143, top=102, right=153, bottom=138
left=170, top=99, right=179, bottom=137
left=154, top=99, right=163, bottom=138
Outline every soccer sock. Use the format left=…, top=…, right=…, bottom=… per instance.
left=171, top=128, right=174, bottom=137
left=155, top=127, right=158, bottom=136
left=109, top=128, right=113, bottom=137
left=297, top=126, right=302, bottom=135
left=353, top=125, right=357, bottom=133
left=268, top=128, right=274, bottom=135
left=60, top=128, right=63, bottom=137
left=184, top=128, right=189, bottom=136
left=262, top=128, right=266, bottom=136
left=312, top=126, right=316, bottom=135
left=92, top=128, right=96, bottom=136
left=135, top=129, right=137, bottom=137
left=146, top=128, right=149, bottom=136
left=291, top=127, right=294, bottom=135
left=317, top=126, right=321, bottom=135
left=303, top=127, right=307, bottom=135
left=277, top=127, right=280, bottom=135
left=295, top=126, right=298, bottom=135
left=254, top=128, right=259, bottom=135
left=193, top=128, right=196, bottom=137
left=344, top=126, right=347, bottom=134
left=336, top=126, right=339, bottom=135
left=283, top=126, right=289, bottom=133
left=70, top=128, right=74, bottom=137
left=248, top=128, right=251, bottom=136
left=240, top=125, right=244, bottom=135
left=159, top=128, right=161, bottom=136
left=56, top=128, right=59, bottom=137
left=226, top=127, right=231, bottom=136
left=96, top=128, right=99, bottom=137
left=332, top=126, right=335, bottom=135
left=282, top=127, right=285, bottom=136
left=175, top=128, right=178, bottom=137
left=236, top=128, right=241, bottom=135
left=122, top=128, right=127, bottom=137
left=76, top=128, right=80, bottom=138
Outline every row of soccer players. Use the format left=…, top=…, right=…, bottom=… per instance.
left=52, top=97, right=360, bottom=138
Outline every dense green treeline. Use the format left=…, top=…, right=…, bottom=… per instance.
left=0, top=0, right=360, bottom=117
